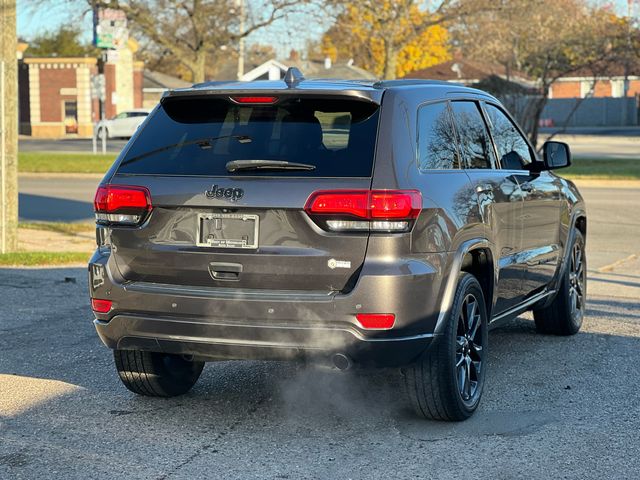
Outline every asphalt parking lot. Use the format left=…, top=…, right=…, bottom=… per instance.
left=1, top=185, right=639, bottom=479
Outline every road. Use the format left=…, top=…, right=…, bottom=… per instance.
left=543, top=134, right=640, bottom=159
left=18, top=175, right=100, bottom=222
left=1, top=184, right=639, bottom=478
left=19, top=138, right=128, bottom=153
left=21, top=133, right=640, bottom=159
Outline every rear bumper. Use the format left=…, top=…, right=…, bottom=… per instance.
left=89, top=247, right=448, bottom=367
left=94, top=315, right=436, bottom=367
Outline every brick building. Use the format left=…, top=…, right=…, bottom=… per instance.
left=549, top=71, right=640, bottom=99
left=403, top=59, right=535, bottom=90
left=18, top=41, right=145, bottom=138
left=19, top=57, right=99, bottom=137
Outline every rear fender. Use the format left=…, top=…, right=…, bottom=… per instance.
left=433, top=238, right=497, bottom=334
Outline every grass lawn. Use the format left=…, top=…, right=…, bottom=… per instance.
left=0, top=252, right=90, bottom=266
left=557, top=157, right=640, bottom=180
left=1, top=223, right=96, bottom=266
left=18, top=151, right=116, bottom=174
left=17, top=151, right=639, bottom=179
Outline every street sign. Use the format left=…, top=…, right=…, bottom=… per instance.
left=93, top=8, right=128, bottom=49
left=91, top=74, right=106, bottom=102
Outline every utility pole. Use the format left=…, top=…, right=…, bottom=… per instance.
left=0, top=0, right=18, bottom=253
left=236, top=0, right=245, bottom=80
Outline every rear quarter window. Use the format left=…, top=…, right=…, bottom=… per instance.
left=417, top=101, right=461, bottom=171
left=117, top=97, right=380, bottom=177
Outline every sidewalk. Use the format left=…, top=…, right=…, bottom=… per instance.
left=539, top=126, right=640, bottom=137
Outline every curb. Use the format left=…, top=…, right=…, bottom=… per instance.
left=18, top=172, right=104, bottom=179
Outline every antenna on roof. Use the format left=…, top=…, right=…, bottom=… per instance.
left=284, top=67, right=305, bottom=88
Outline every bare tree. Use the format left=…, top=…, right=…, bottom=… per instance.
left=96, top=0, right=307, bottom=82
left=456, top=0, right=630, bottom=147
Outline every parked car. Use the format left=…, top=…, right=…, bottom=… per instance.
left=96, top=109, right=150, bottom=139
left=88, top=69, right=587, bottom=421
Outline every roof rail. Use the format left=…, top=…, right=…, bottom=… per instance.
left=284, top=67, right=305, bottom=88
left=374, top=79, right=463, bottom=88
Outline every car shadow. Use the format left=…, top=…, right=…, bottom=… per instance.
left=18, top=193, right=94, bottom=222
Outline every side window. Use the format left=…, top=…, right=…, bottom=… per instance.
left=417, top=101, right=461, bottom=170
left=449, top=101, right=495, bottom=169
left=114, top=112, right=128, bottom=120
left=484, top=104, right=533, bottom=169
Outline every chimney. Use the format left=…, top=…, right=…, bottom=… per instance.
left=324, top=56, right=332, bottom=70
left=288, top=49, right=300, bottom=62
left=451, top=63, right=462, bottom=79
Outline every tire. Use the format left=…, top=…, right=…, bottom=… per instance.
left=113, top=349, right=204, bottom=397
left=534, top=229, right=586, bottom=335
left=97, top=127, right=108, bottom=139
left=404, top=272, right=489, bottom=421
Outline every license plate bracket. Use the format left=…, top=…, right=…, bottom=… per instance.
left=197, top=213, right=259, bottom=249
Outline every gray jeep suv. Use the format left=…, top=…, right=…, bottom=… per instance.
left=89, top=69, right=587, bottom=421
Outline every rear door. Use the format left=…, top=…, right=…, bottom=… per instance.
left=104, top=94, right=381, bottom=292
left=449, top=100, right=526, bottom=314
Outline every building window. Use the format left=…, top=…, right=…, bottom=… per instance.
left=580, top=80, right=594, bottom=98
left=611, top=79, right=624, bottom=98
left=63, top=101, right=78, bottom=134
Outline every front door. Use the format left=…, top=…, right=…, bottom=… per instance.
left=449, top=100, right=526, bottom=314
left=482, top=103, right=561, bottom=297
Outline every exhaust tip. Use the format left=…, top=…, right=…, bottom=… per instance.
left=332, top=353, right=352, bottom=371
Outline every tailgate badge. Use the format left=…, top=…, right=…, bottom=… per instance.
left=205, top=185, right=244, bottom=202
left=328, top=258, right=351, bottom=269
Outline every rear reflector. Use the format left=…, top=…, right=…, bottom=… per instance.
left=231, top=96, right=278, bottom=104
left=356, top=313, right=396, bottom=330
left=305, top=190, right=421, bottom=232
left=94, top=185, right=152, bottom=226
left=91, top=298, right=112, bottom=313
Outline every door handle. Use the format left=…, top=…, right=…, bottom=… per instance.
left=475, top=183, right=493, bottom=194
left=209, top=262, right=243, bottom=280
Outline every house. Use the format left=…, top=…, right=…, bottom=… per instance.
left=240, top=57, right=377, bottom=82
left=403, top=59, right=535, bottom=90
left=142, top=70, right=191, bottom=108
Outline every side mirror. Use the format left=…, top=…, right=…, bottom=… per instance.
left=542, top=141, right=571, bottom=170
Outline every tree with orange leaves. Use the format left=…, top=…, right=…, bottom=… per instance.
left=321, top=0, right=491, bottom=79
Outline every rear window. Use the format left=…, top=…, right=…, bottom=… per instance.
left=449, top=101, right=495, bottom=169
left=117, top=96, right=380, bottom=177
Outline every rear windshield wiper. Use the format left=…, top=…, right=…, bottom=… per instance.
left=121, top=135, right=251, bottom=166
left=226, top=160, right=316, bottom=172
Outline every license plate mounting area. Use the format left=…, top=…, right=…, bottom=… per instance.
left=197, top=213, right=259, bottom=249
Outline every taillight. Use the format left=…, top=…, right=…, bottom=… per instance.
left=94, top=185, right=152, bottom=226
left=304, top=190, right=421, bottom=232
left=91, top=298, right=112, bottom=313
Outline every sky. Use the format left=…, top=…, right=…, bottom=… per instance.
left=17, top=0, right=638, bottom=56
left=16, top=0, right=331, bottom=59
